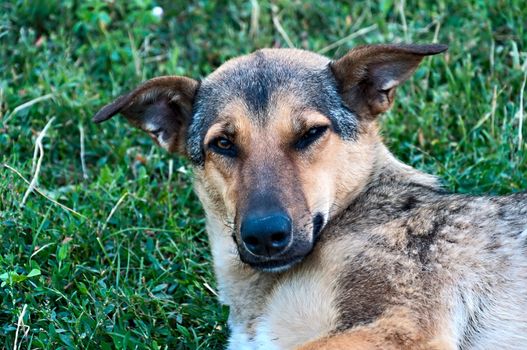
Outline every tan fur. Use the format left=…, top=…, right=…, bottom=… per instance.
left=296, top=309, right=432, bottom=350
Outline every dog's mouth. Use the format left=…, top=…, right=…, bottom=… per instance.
left=312, top=213, right=324, bottom=239
left=247, top=255, right=305, bottom=273
left=239, top=246, right=312, bottom=273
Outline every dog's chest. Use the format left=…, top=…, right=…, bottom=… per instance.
left=225, top=262, right=339, bottom=350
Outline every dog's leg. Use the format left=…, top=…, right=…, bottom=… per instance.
left=296, top=308, right=453, bottom=350
left=296, top=330, right=393, bottom=350
left=295, top=331, right=442, bottom=350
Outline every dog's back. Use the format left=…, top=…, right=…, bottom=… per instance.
left=328, top=160, right=527, bottom=349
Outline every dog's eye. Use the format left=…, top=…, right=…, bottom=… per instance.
left=295, top=126, right=329, bottom=150
left=216, top=138, right=232, bottom=150
left=210, top=137, right=237, bottom=157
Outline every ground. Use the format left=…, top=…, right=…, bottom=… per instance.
left=1, top=1, right=526, bottom=349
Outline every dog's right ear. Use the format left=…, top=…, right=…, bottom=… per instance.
left=92, top=76, right=199, bottom=155
left=330, top=44, right=447, bottom=119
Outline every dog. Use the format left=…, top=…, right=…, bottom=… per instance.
left=93, top=43, right=527, bottom=349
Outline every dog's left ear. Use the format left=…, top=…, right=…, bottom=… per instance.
left=92, top=76, right=199, bottom=154
left=330, top=43, right=447, bottom=119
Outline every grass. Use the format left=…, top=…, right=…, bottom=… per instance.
left=0, top=0, right=526, bottom=349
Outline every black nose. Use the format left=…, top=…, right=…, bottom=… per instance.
left=240, top=212, right=292, bottom=257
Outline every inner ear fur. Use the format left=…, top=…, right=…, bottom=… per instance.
left=92, top=76, right=199, bottom=154
left=330, top=43, right=447, bottom=119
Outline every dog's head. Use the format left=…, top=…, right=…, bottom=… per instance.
left=94, top=44, right=446, bottom=272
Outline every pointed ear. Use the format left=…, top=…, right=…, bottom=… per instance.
left=92, top=76, right=199, bottom=154
left=330, top=44, right=447, bottom=119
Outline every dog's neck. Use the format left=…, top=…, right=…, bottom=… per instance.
left=327, top=138, right=440, bottom=219
left=370, top=143, right=440, bottom=192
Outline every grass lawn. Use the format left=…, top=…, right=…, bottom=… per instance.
left=1, top=0, right=526, bottom=349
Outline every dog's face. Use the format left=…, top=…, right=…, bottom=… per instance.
left=93, top=44, right=446, bottom=272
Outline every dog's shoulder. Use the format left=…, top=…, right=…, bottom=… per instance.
left=322, top=166, right=527, bottom=332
